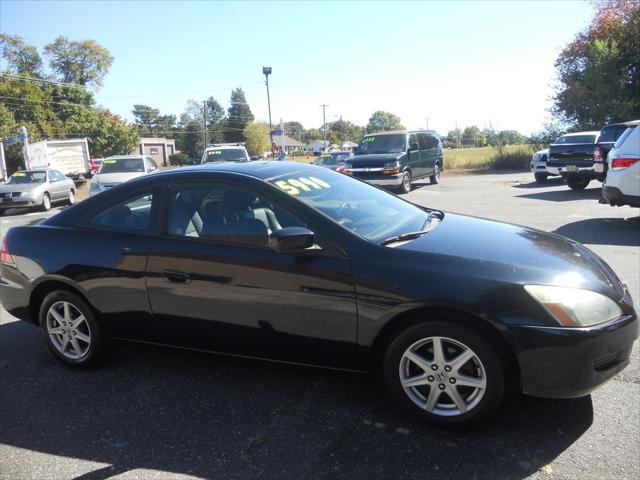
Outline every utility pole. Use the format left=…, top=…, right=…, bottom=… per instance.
left=455, top=120, right=460, bottom=148
left=203, top=101, right=207, bottom=148
left=320, top=104, right=329, bottom=149
left=0, top=139, right=6, bottom=182
left=425, top=117, right=429, bottom=130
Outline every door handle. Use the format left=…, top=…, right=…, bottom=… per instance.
left=161, top=270, right=191, bottom=284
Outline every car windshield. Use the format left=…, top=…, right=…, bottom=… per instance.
left=613, top=125, right=637, bottom=149
left=6, top=171, right=47, bottom=184
left=355, top=134, right=406, bottom=155
left=204, top=148, right=247, bottom=162
left=99, top=158, right=145, bottom=173
left=268, top=167, right=431, bottom=243
left=315, top=153, right=348, bottom=165
left=553, top=134, right=597, bottom=144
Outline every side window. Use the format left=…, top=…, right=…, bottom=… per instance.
left=425, top=134, right=439, bottom=149
left=418, top=133, right=429, bottom=150
left=88, top=192, right=154, bottom=232
left=167, top=183, right=305, bottom=247
left=409, top=134, right=419, bottom=151
left=147, top=157, right=158, bottom=170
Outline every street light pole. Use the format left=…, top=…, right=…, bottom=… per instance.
left=320, top=104, right=329, bottom=150
left=262, top=67, right=273, bottom=151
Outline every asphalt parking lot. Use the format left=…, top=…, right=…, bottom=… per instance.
left=1, top=172, right=639, bottom=480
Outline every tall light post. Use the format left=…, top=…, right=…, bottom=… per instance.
left=320, top=104, right=329, bottom=150
left=262, top=67, right=273, bottom=146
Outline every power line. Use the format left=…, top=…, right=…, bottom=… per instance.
left=0, top=73, right=91, bottom=90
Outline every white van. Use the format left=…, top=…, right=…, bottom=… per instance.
left=602, top=120, right=639, bottom=208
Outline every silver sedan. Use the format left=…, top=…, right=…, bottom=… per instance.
left=0, top=169, right=76, bottom=214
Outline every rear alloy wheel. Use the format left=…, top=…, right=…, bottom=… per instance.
left=384, top=321, right=505, bottom=427
left=399, top=171, right=412, bottom=194
left=534, top=173, right=548, bottom=183
left=41, top=193, right=51, bottom=211
left=39, top=290, right=102, bottom=367
left=67, top=189, right=75, bottom=205
left=567, top=177, right=590, bottom=190
left=430, top=165, right=441, bottom=184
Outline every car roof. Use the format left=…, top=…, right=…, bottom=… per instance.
left=363, top=130, right=436, bottom=136
left=105, top=155, right=146, bottom=159
left=204, top=144, right=246, bottom=150
left=562, top=131, right=600, bottom=136
left=154, top=161, right=318, bottom=181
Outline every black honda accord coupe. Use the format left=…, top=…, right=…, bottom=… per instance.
left=1, top=161, right=637, bottom=426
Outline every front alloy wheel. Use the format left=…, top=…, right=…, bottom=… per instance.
left=67, top=189, right=75, bottom=205
left=41, top=193, right=51, bottom=211
left=399, top=171, right=412, bottom=194
left=384, top=321, right=505, bottom=427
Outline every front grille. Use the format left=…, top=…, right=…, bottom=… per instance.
left=12, top=192, right=21, bottom=197
left=353, top=171, right=385, bottom=180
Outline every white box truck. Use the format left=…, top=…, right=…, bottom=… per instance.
left=28, top=138, right=91, bottom=185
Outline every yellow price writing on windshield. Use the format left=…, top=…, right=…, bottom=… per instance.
left=12, top=172, right=26, bottom=176
left=102, top=159, right=116, bottom=164
left=207, top=151, right=222, bottom=156
left=275, top=176, right=331, bottom=195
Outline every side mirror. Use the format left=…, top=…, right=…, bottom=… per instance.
left=270, top=227, right=315, bottom=253
left=410, top=142, right=419, bottom=151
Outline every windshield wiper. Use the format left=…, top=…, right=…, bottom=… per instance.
left=380, top=210, right=443, bottom=246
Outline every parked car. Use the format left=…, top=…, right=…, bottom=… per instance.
left=593, top=120, right=639, bottom=179
left=546, top=131, right=602, bottom=190
left=0, top=168, right=75, bottom=214
left=601, top=120, right=639, bottom=208
left=201, top=143, right=250, bottom=164
left=345, top=130, right=443, bottom=193
left=529, top=148, right=557, bottom=183
left=89, top=155, right=158, bottom=196
left=1, top=161, right=636, bottom=427
left=313, top=151, right=351, bottom=172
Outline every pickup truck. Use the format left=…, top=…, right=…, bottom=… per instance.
left=546, top=131, right=602, bottom=190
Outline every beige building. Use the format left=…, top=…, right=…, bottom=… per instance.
left=136, top=138, right=176, bottom=166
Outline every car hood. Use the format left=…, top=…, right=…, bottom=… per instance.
left=95, top=172, right=146, bottom=185
left=396, top=213, right=626, bottom=300
left=0, top=183, right=45, bottom=193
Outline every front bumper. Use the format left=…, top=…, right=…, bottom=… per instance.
left=509, top=313, right=638, bottom=398
left=0, top=194, right=41, bottom=209
left=602, top=186, right=640, bottom=207
left=349, top=172, right=403, bottom=186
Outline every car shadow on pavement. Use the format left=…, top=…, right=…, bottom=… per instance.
left=554, top=217, right=640, bottom=247
left=0, top=320, right=594, bottom=480
left=515, top=187, right=602, bottom=202
left=512, top=177, right=565, bottom=189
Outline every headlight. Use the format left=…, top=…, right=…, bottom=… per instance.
left=524, top=285, right=622, bottom=327
left=383, top=160, right=400, bottom=175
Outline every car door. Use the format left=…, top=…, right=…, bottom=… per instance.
left=408, top=133, right=422, bottom=178
left=48, top=170, right=67, bottom=201
left=420, top=133, right=438, bottom=176
left=75, top=189, right=161, bottom=340
left=145, top=180, right=359, bottom=369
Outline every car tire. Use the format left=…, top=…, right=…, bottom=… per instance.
left=383, top=321, right=505, bottom=427
left=430, top=165, right=441, bottom=184
left=399, top=171, right=412, bottom=194
left=67, top=189, right=75, bottom=206
left=41, top=193, right=51, bottom=211
left=38, top=290, right=102, bottom=367
left=534, top=173, right=548, bottom=183
left=567, top=177, right=590, bottom=190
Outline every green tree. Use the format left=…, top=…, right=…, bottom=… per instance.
left=553, top=0, right=640, bottom=128
left=366, top=111, right=404, bottom=133
left=0, top=34, right=43, bottom=76
left=225, top=88, right=254, bottom=143
left=205, top=96, right=226, bottom=144
left=327, top=119, right=363, bottom=143
left=284, top=121, right=305, bottom=140
left=44, top=36, right=114, bottom=89
left=303, top=128, right=323, bottom=143
left=132, top=104, right=175, bottom=136
left=243, top=122, right=270, bottom=156
left=176, top=112, right=204, bottom=160
left=461, top=126, right=487, bottom=147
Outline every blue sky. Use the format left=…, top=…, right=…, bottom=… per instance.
left=2, top=0, right=594, bottom=135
